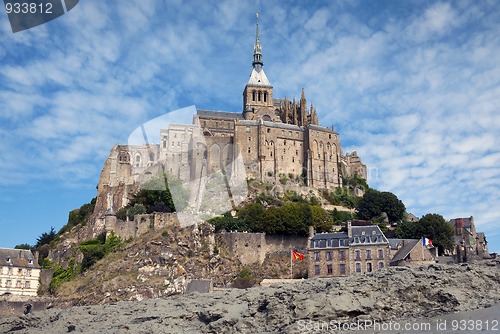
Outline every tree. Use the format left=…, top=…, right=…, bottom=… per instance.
left=356, top=189, right=406, bottom=222
left=35, top=227, right=56, bottom=248
left=133, top=174, right=189, bottom=213
left=311, top=206, right=333, bottom=233
left=14, top=244, right=33, bottom=251
left=395, top=213, right=454, bottom=255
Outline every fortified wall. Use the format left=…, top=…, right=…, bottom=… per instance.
left=219, top=232, right=308, bottom=266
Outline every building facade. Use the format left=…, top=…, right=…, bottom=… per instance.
left=308, top=222, right=391, bottom=277
left=0, top=248, right=40, bottom=297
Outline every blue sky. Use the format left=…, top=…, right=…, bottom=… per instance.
left=0, top=0, right=499, bottom=253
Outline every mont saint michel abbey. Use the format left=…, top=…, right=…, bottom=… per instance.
left=97, top=16, right=367, bottom=215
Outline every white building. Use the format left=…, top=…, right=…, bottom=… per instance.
left=0, top=248, right=41, bottom=297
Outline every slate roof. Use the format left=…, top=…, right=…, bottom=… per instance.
left=388, top=238, right=403, bottom=250
left=0, top=248, right=40, bottom=269
left=197, top=110, right=243, bottom=120
left=389, top=239, right=420, bottom=263
left=310, top=225, right=389, bottom=248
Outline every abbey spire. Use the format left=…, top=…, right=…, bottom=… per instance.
left=243, top=13, right=273, bottom=118
left=252, top=12, right=263, bottom=68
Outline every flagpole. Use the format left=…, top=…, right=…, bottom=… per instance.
left=421, top=237, right=424, bottom=261
left=290, top=250, right=293, bottom=279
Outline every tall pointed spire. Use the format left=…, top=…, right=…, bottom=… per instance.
left=253, top=12, right=263, bottom=68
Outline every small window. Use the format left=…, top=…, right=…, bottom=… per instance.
left=339, top=250, right=346, bottom=260
left=379, top=262, right=384, bottom=269
left=267, top=128, right=270, bottom=133
left=247, top=148, right=251, bottom=154
left=314, top=265, right=320, bottom=275
left=366, top=250, right=372, bottom=259
left=355, top=263, right=361, bottom=273
left=327, top=264, right=333, bottom=275
left=314, top=252, right=320, bottom=261
left=367, top=263, right=373, bottom=272
left=326, top=251, right=332, bottom=261
left=25, top=281, right=30, bottom=289
left=355, top=250, right=361, bottom=260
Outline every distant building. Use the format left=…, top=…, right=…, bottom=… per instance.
left=388, top=239, right=436, bottom=266
left=307, top=221, right=391, bottom=277
left=406, top=213, right=419, bottom=222
left=450, top=216, right=489, bottom=262
left=0, top=248, right=41, bottom=296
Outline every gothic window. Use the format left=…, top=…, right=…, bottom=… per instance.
left=264, top=92, right=267, bottom=102
left=252, top=91, right=256, bottom=101
left=258, top=91, right=261, bottom=101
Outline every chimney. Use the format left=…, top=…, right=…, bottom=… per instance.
left=34, top=251, right=39, bottom=266
left=347, top=221, right=352, bottom=238
left=308, top=225, right=315, bottom=239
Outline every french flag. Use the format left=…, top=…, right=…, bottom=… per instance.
left=422, top=237, right=432, bottom=246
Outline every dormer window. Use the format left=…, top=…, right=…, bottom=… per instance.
left=6, top=257, right=10, bottom=263
left=339, top=239, right=345, bottom=247
left=28, top=259, right=33, bottom=264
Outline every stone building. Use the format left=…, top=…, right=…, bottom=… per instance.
left=450, top=216, right=489, bottom=262
left=388, top=239, right=436, bottom=266
left=0, top=248, right=40, bottom=297
left=308, top=221, right=390, bottom=277
left=92, top=15, right=367, bottom=227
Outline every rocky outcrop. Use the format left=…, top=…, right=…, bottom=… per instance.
left=1, top=259, right=499, bottom=333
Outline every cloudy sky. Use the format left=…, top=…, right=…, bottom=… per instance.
left=0, top=0, right=498, bottom=252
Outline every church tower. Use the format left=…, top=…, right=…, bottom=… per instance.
left=243, top=13, right=274, bottom=121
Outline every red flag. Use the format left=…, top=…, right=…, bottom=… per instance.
left=292, top=250, right=304, bottom=261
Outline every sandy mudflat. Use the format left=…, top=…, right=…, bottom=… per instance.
left=1, top=260, right=499, bottom=334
